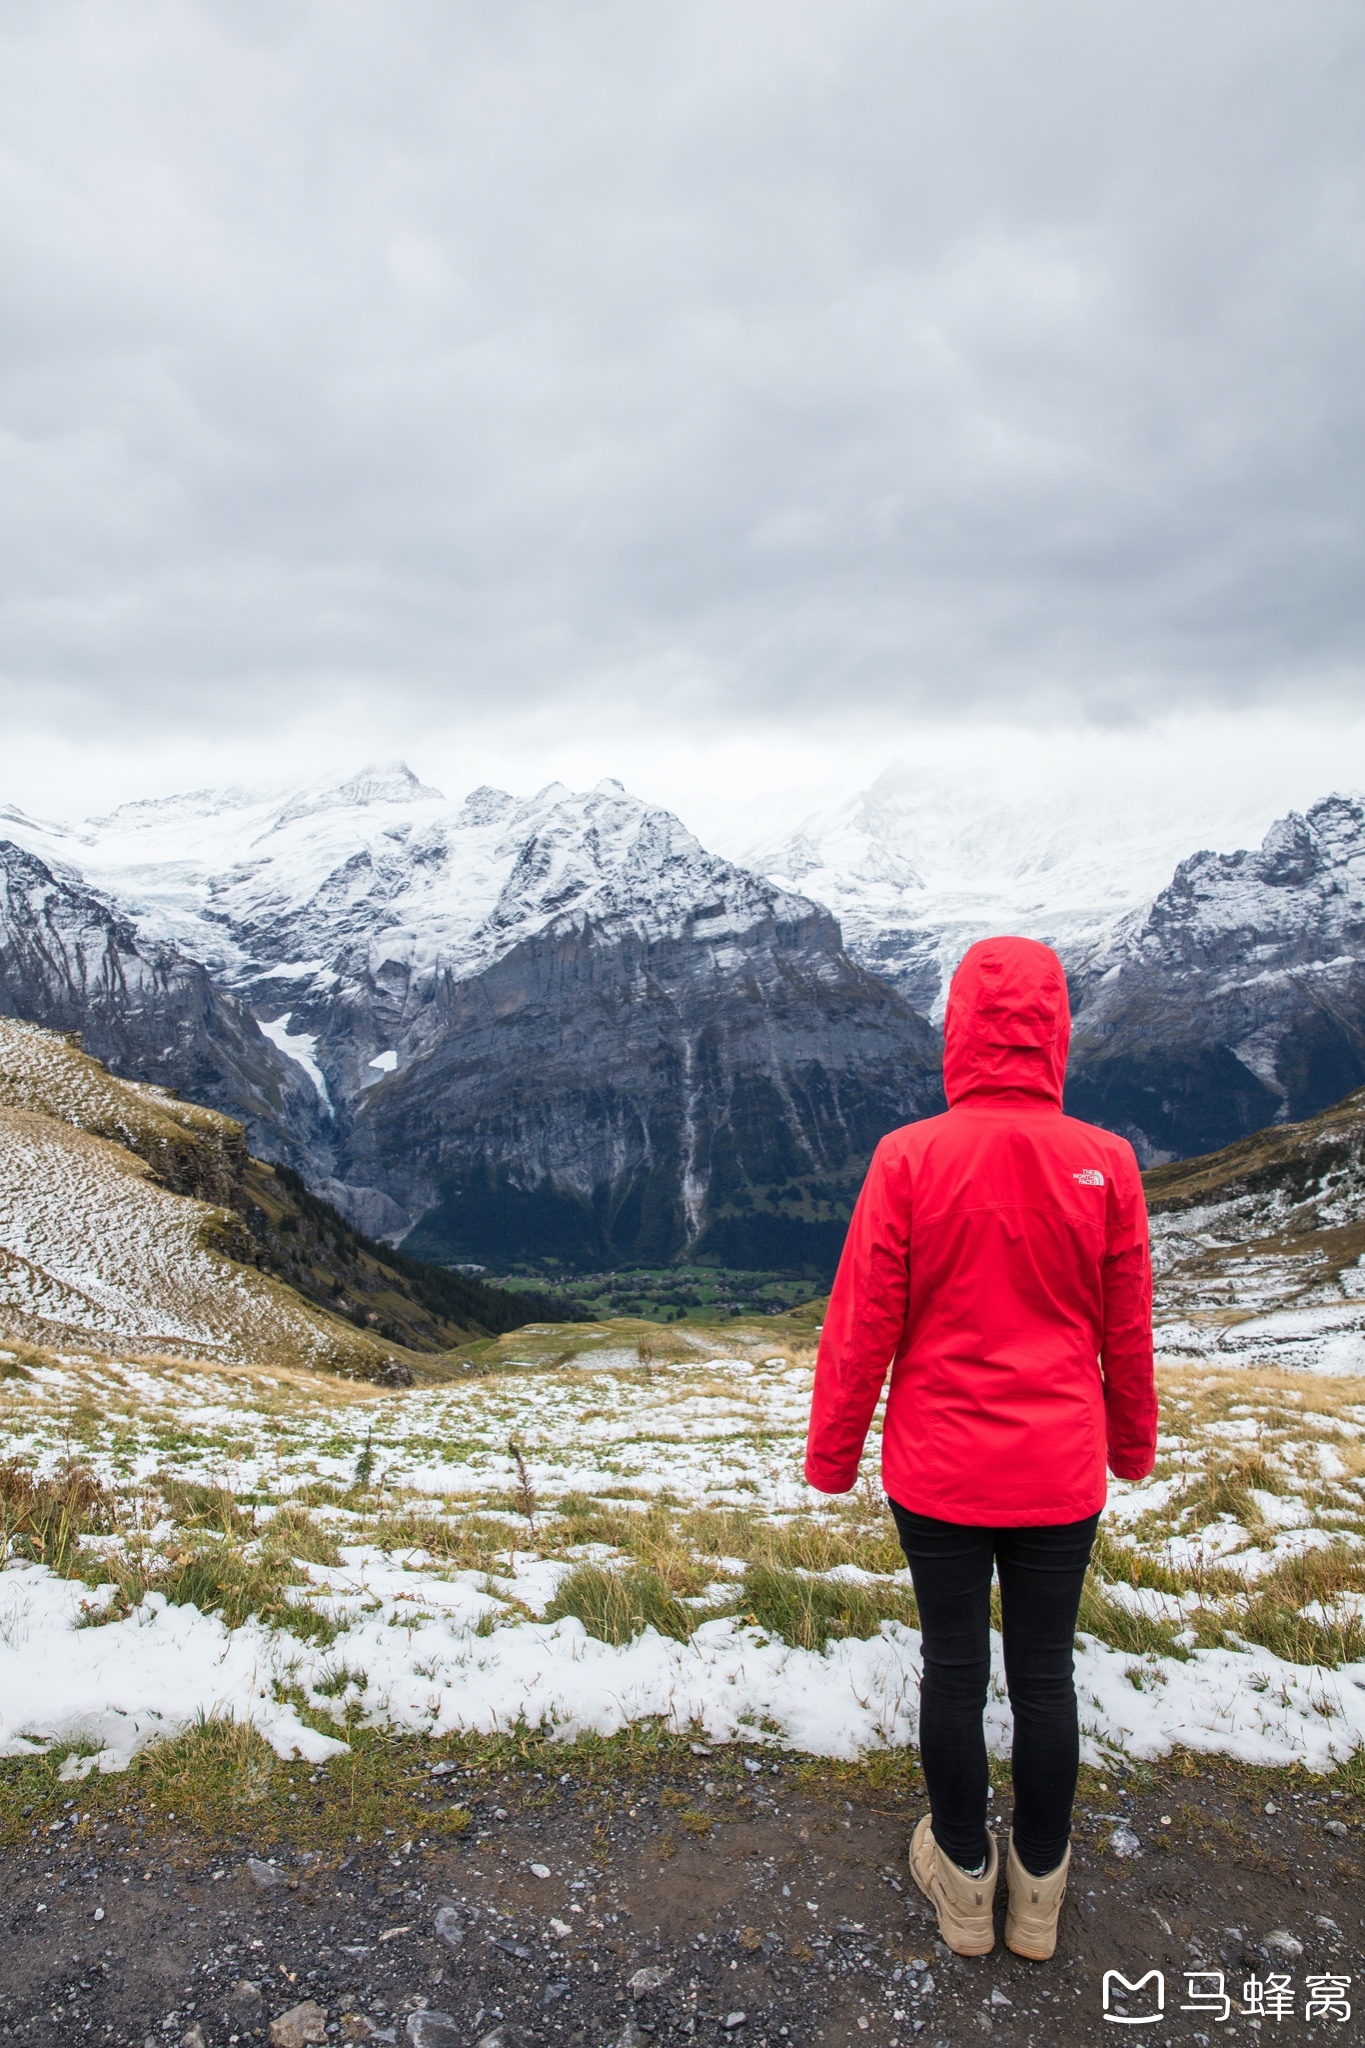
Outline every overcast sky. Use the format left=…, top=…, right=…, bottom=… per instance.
left=1, top=0, right=1362, bottom=840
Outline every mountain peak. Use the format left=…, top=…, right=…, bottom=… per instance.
left=271, top=761, right=445, bottom=830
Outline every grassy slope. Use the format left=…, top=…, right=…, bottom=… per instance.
left=1144, top=1083, right=1365, bottom=1212
left=0, top=1017, right=576, bottom=1378
left=1143, top=1084, right=1365, bottom=1336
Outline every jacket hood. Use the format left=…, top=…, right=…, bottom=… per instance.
left=942, top=936, right=1070, bottom=1107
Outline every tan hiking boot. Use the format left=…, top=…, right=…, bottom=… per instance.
left=908, top=1814, right=998, bottom=1956
left=1004, top=1830, right=1070, bottom=1960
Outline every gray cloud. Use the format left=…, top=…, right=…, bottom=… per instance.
left=0, top=0, right=1361, bottom=748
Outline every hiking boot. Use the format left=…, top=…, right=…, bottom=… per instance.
left=908, top=1814, right=998, bottom=1956
left=1004, top=1830, right=1070, bottom=1960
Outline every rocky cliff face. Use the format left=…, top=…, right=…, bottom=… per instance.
left=349, top=890, right=943, bottom=1271
left=0, top=838, right=327, bottom=1172
left=0, top=773, right=943, bottom=1269
left=1065, top=796, right=1365, bottom=1163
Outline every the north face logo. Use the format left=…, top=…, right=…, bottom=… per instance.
left=1073, top=1169, right=1105, bottom=1187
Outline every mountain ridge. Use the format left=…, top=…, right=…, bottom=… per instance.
left=0, top=769, right=944, bottom=1268
left=7, top=761, right=1365, bottom=1263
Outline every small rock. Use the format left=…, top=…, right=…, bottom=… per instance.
left=230, top=1981, right=265, bottom=2015
left=406, top=2016, right=462, bottom=2048
left=722, top=2014, right=747, bottom=2031
left=1316, top=1915, right=1343, bottom=1937
left=269, top=2001, right=329, bottom=2048
left=690, top=1742, right=711, bottom=1756
left=539, top=1980, right=570, bottom=2009
left=528, top=1862, right=551, bottom=1878
left=1263, top=1930, right=1304, bottom=1958
left=1264, top=1799, right=1278, bottom=1814
left=374, top=1359, right=415, bottom=1388
left=93, top=1906, right=104, bottom=1921
left=615, top=2027, right=651, bottom=2048
left=738, top=1927, right=762, bottom=1952
left=918, top=1973, right=936, bottom=1996
left=743, top=1758, right=763, bottom=1774
left=549, top=1917, right=574, bottom=1938
left=628, top=1965, right=674, bottom=1998
left=246, top=1857, right=280, bottom=1889
left=181, top=2029, right=207, bottom=2048
left=339, top=2021, right=378, bottom=2044
left=1325, top=1818, right=1350, bottom=1838
left=434, top=1905, right=465, bottom=1951
left=990, top=1989, right=1012, bottom=2007
left=1108, top=1825, right=1142, bottom=1859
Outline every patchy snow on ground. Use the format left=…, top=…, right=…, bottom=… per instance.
left=5, top=1345, right=1365, bottom=1780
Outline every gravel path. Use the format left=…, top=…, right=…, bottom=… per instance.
left=3, top=1758, right=1363, bottom=2047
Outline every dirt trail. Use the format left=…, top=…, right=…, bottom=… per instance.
left=2, top=1759, right=1362, bottom=2047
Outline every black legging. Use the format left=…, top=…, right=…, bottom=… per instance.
left=889, top=1502, right=1099, bottom=1879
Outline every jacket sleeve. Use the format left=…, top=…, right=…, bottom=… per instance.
left=804, top=1138, right=912, bottom=1494
left=1101, top=1148, right=1157, bottom=1481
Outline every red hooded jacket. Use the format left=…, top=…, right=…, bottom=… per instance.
left=805, top=936, right=1156, bottom=1524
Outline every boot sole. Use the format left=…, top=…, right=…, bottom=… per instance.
left=1005, top=1930, right=1057, bottom=1961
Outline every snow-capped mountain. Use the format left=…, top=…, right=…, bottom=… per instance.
left=747, top=762, right=1284, bottom=1017
left=1066, top=795, right=1365, bottom=1163
left=16, top=763, right=822, bottom=1009
left=9, top=757, right=1365, bottom=1258
left=0, top=836, right=326, bottom=1168
left=750, top=766, right=1365, bottom=1167
left=1, top=767, right=943, bottom=1264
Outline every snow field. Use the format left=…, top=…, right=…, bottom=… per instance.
left=6, top=1344, right=1365, bottom=1781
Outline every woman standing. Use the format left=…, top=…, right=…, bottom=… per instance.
left=805, top=936, right=1156, bottom=1961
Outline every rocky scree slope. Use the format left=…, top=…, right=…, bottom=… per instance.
left=1067, top=796, right=1365, bottom=1165
left=2, top=769, right=944, bottom=1270
left=0, top=1017, right=572, bottom=1370
left=1144, top=1081, right=1365, bottom=1372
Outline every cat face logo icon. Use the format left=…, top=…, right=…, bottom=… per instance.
left=1102, top=1969, right=1164, bottom=2024
left=1073, top=1169, right=1105, bottom=1188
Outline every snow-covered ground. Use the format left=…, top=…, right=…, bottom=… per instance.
left=4, top=1341, right=1365, bottom=1782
